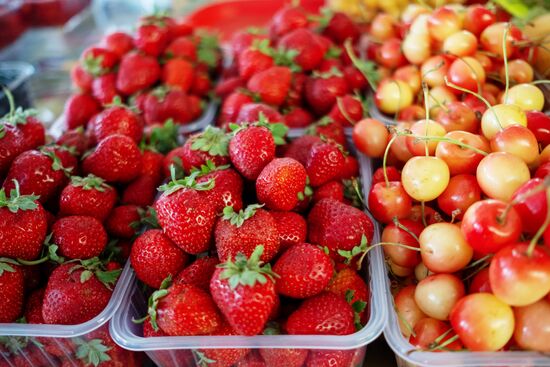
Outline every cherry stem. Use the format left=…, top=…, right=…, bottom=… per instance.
left=428, top=334, right=460, bottom=352
left=428, top=93, right=449, bottom=112
left=531, top=80, right=550, bottom=85
left=396, top=131, right=489, bottom=156
left=464, top=254, right=493, bottom=270
left=527, top=188, right=550, bottom=257
left=382, top=133, right=398, bottom=188
left=396, top=309, right=416, bottom=338
left=430, top=328, right=453, bottom=348
left=420, top=201, right=428, bottom=227
left=393, top=217, right=420, bottom=242
left=499, top=176, right=550, bottom=224
left=502, top=25, right=510, bottom=102
left=422, top=83, right=430, bottom=157
left=358, top=241, right=422, bottom=272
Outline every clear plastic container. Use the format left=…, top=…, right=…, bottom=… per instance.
left=109, top=142, right=389, bottom=367
left=0, top=263, right=135, bottom=366
left=0, top=61, right=35, bottom=117
left=367, top=94, right=397, bottom=126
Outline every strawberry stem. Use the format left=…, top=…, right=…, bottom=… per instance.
left=218, top=245, right=279, bottom=289
left=222, top=204, right=263, bottom=228
left=0, top=180, right=39, bottom=213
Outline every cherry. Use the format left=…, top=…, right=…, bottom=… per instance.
left=415, top=262, right=432, bottom=282
left=352, top=118, right=389, bottom=158
left=408, top=205, right=444, bottom=226
left=427, top=86, right=457, bottom=110
left=406, top=120, right=446, bottom=156
left=372, top=166, right=400, bottom=185
left=503, top=84, right=545, bottom=111
left=512, top=178, right=548, bottom=235
left=536, top=162, right=550, bottom=179
left=375, top=79, right=414, bottom=115
left=450, top=293, right=514, bottom=351
left=397, top=105, right=426, bottom=123
left=427, top=6, right=462, bottom=42
left=402, top=32, right=431, bottom=65
left=435, top=131, right=490, bottom=176
left=476, top=152, right=530, bottom=201
left=419, top=222, right=473, bottom=273
left=473, top=52, right=493, bottom=73
left=394, top=65, right=421, bottom=95
left=402, top=156, right=450, bottom=202
left=368, top=181, right=412, bottom=224
left=464, top=4, right=496, bottom=36
left=433, top=101, right=479, bottom=133
left=421, top=55, right=451, bottom=88
left=447, top=56, right=486, bottom=93
left=389, top=260, right=414, bottom=277
left=382, top=219, right=423, bottom=268
left=409, top=318, right=462, bottom=351
left=469, top=268, right=493, bottom=294
left=390, top=123, right=414, bottom=163
left=437, top=174, right=481, bottom=220
left=481, top=103, right=527, bottom=140
left=415, top=274, right=465, bottom=321
left=513, top=299, right=550, bottom=352
left=501, top=59, right=533, bottom=84
left=461, top=199, right=522, bottom=255
left=490, top=125, right=539, bottom=166
left=443, top=31, right=478, bottom=57
left=395, top=285, right=426, bottom=338
left=370, top=13, right=397, bottom=41
left=526, top=111, right=550, bottom=148
left=376, top=38, right=407, bottom=69
left=480, top=22, right=521, bottom=58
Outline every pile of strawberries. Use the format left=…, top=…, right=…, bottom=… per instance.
left=65, top=13, right=221, bottom=132
left=129, top=114, right=375, bottom=366
left=216, top=5, right=372, bottom=131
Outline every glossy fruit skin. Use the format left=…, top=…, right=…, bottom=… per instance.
left=414, top=274, right=465, bottom=321
left=481, top=104, right=527, bottom=140
left=461, top=199, right=522, bottom=255
left=174, top=256, right=220, bottom=291
left=526, top=111, right=550, bottom=148
left=419, top=223, right=473, bottom=273
left=64, top=93, right=100, bottom=129
left=271, top=211, right=307, bottom=251
left=401, top=156, right=450, bottom=202
left=256, top=158, right=307, bottom=211
left=435, top=131, right=490, bottom=176
left=450, top=293, right=514, bottom=351
left=306, top=142, right=346, bottom=187
left=476, top=152, right=530, bottom=202
left=52, top=215, right=107, bottom=260
left=490, top=125, right=539, bottom=165
left=273, top=243, right=334, bottom=299
left=368, top=181, right=412, bottom=224
left=437, top=174, right=481, bottom=220
left=513, top=299, right=550, bottom=352
left=92, top=106, right=144, bottom=143
left=375, top=79, right=413, bottom=114
left=247, top=66, right=292, bottom=106
left=489, top=243, right=550, bottom=307
left=0, top=263, right=24, bottom=323
left=229, top=126, right=276, bottom=181
left=260, top=348, right=308, bottom=367
left=306, top=349, right=354, bottom=367
left=447, top=56, right=486, bottom=92
left=130, top=229, right=188, bottom=289
left=512, top=178, right=547, bottom=235
left=59, top=179, right=117, bottom=222
left=116, top=52, right=160, bottom=95
left=352, top=118, right=389, bottom=158
left=464, top=4, right=496, bottom=36
left=382, top=219, right=422, bottom=268
left=434, top=101, right=479, bottom=133
left=277, top=28, right=324, bottom=72
left=395, top=285, right=426, bottom=338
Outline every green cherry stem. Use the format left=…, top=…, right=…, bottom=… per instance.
left=531, top=80, right=550, bottom=85
left=422, top=82, right=431, bottom=157
left=420, top=201, right=428, bottom=228
left=502, top=25, right=510, bottom=103
left=527, top=188, right=550, bottom=257
left=395, top=131, right=489, bottom=156
left=382, top=134, right=399, bottom=188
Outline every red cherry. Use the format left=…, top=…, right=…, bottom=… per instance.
left=372, top=166, right=401, bottom=184
left=437, top=174, right=481, bottom=220
left=409, top=318, right=462, bottom=351
left=368, top=181, right=412, bottom=224
left=526, top=111, right=550, bottom=148
left=382, top=219, right=423, bottom=268
left=464, top=5, right=496, bottom=36
left=535, top=162, right=550, bottom=179
left=512, top=178, right=548, bottom=235
left=469, top=268, right=492, bottom=294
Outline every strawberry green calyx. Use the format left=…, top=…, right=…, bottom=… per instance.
left=71, top=174, right=111, bottom=192
left=222, top=204, right=263, bottom=228
left=308, top=7, right=334, bottom=28
left=158, top=167, right=216, bottom=195
left=345, top=39, right=379, bottom=90
left=193, top=350, right=216, bottom=366
left=218, top=245, right=278, bottom=289
left=297, top=176, right=313, bottom=201
left=40, top=148, right=73, bottom=176
left=104, top=96, right=138, bottom=113
left=147, top=119, right=179, bottom=154
left=250, top=39, right=301, bottom=72
left=0, top=257, right=19, bottom=276
left=255, top=112, right=288, bottom=145
left=82, top=54, right=108, bottom=77
left=305, top=116, right=333, bottom=135
left=17, top=233, right=65, bottom=266
left=337, top=234, right=368, bottom=268
left=345, top=289, right=367, bottom=331
left=134, top=275, right=172, bottom=331
left=197, top=32, right=220, bottom=68
left=319, top=135, right=350, bottom=157
left=69, top=257, right=122, bottom=290
left=325, top=45, right=342, bottom=59
left=151, top=85, right=171, bottom=103
left=191, top=126, right=230, bottom=157
left=74, top=337, right=112, bottom=367
left=0, top=86, right=37, bottom=132
left=262, top=321, right=282, bottom=335
left=132, top=206, right=160, bottom=230
left=343, top=178, right=364, bottom=208
left=312, top=66, right=344, bottom=79
left=191, top=160, right=230, bottom=177
left=0, top=180, right=39, bottom=213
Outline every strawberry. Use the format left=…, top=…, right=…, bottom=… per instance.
left=165, top=36, right=197, bottom=62
left=270, top=211, right=307, bottom=251
left=24, top=287, right=45, bottom=324
left=143, top=87, right=193, bottom=125
left=247, top=66, right=292, bottom=106
left=322, top=12, right=360, bottom=45
left=130, top=229, right=188, bottom=288
left=64, top=93, right=100, bottom=129
left=59, top=175, right=117, bottom=222
left=91, top=103, right=144, bottom=143
left=190, top=72, right=210, bottom=97
left=121, top=175, right=157, bottom=207
left=283, top=107, right=314, bottom=128
left=135, top=21, right=170, bottom=57
left=286, top=72, right=307, bottom=107
left=72, top=325, right=137, bottom=367
left=238, top=46, right=274, bottom=80
left=42, top=260, right=120, bottom=324
left=140, top=149, right=164, bottom=182
left=80, top=47, right=118, bottom=77
left=231, top=29, right=269, bottom=56
left=162, top=146, right=186, bottom=178
left=162, top=57, right=194, bottom=91
left=215, top=204, right=279, bottom=262
left=101, top=31, right=134, bottom=57
left=260, top=348, right=308, bottom=367
left=215, top=77, right=247, bottom=101
left=305, top=68, right=350, bottom=115
left=82, top=134, right=142, bottom=183
left=174, top=256, right=219, bottom=290
left=52, top=215, right=107, bottom=260
left=270, top=6, right=309, bottom=38
left=116, top=52, right=160, bottom=95
left=188, top=95, right=204, bottom=121
left=307, top=199, right=374, bottom=259
left=307, top=117, right=346, bottom=146
left=154, top=172, right=217, bottom=254
left=57, top=128, right=91, bottom=157
left=313, top=181, right=344, bottom=204
left=328, top=95, right=364, bottom=126
left=283, top=135, right=322, bottom=166
left=326, top=268, right=369, bottom=324
left=338, top=155, right=359, bottom=180
left=256, top=157, right=307, bottom=211
left=235, top=351, right=266, bottom=367
left=210, top=245, right=278, bottom=335
left=145, top=280, right=222, bottom=336
left=71, top=64, right=93, bottom=92
left=220, top=92, right=254, bottom=126
left=197, top=164, right=244, bottom=213
left=286, top=292, right=355, bottom=335
left=195, top=322, right=250, bottom=367
left=277, top=29, right=324, bottom=71
left=3, top=148, right=72, bottom=204
left=181, top=127, right=230, bottom=173
left=273, top=243, right=333, bottom=298
left=105, top=205, right=140, bottom=239
left=0, top=259, right=24, bottom=322
left=305, top=141, right=346, bottom=187
left=305, top=350, right=354, bottom=367
left=343, top=65, right=368, bottom=91
left=236, top=103, right=284, bottom=125
left=92, top=73, right=119, bottom=105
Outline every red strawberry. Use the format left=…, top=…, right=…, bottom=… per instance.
left=140, top=149, right=164, bottom=182
left=229, top=125, right=277, bottom=180
left=72, top=325, right=137, bottom=367
left=52, top=215, right=107, bottom=259
left=80, top=46, right=118, bottom=77
left=162, top=58, right=194, bottom=92
left=42, top=261, right=119, bottom=324
left=130, top=229, right=189, bottom=288
left=162, top=146, right=186, bottom=177
left=135, top=22, right=170, bottom=56
left=0, top=184, right=47, bottom=260
left=343, top=65, right=368, bottom=91
left=154, top=174, right=217, bottom=254
left=147, top=281, right=222, bottom=336
left=188, top=95, right=204, bottom=121
left=283, top=135, right=322, bottom=166
left=286, top=72, right=307, bottom=107
left=328, top=95, right=364, bottom=126
left=256, top=158, right=307, bottom=211
left=235, top=351, right=266, bottom=367
left=322, top=12, right=360, bottom=44
left=198, top=165, right=244, bottom=213
left=92, top=73, right=119, bottom=105
left=116, top=52, right=160, bottom=95
left=270, top=211, right=307, bottom=251
left=260, top=348, right=308, bottom=367
left=174, top=256, right=220, bottom=290
left=308, top=118, right=346, bottom=146
left=171, top=21, right=193, bottom=37
left=165, top=36, right=197, bottom=61
left=4, top=148, right=72, bottom=204
left=305, top=350, right=355, bottom=367
left=59, top=174, right=117, bottom=221
left=215, top=204, right=279, bottom=262
left=305, top=141, right=346, bottom=187
left=278, top=29, right=324, bottom=71
left=326, top=268, right=369, bottom=324
left=305, top=68, right=350, bottom=115
left=24, top=287, right=45, bottom=324
left=313, top=181, right=344, bottom=204
left=286, top=292, right=355, bottom=335
left=91, top=104, right=144, bottom=143
left=338, top=155, right=359, bottom=180
left=181, top=127, right=230, bottom=173
left=71, top=64, right=93, bottom=92
left=270, top=6, right=309, bottom=38
left=308, top=199, right=374, bottom=258
left=57, top=128, right=91, bottom=157
left=231, top=30, right=269, bottom=56
left=0, top=259, right=24, bottom=322
left=64, top=93, right=100, bottom=129
left=236, top=103, right=284, bottom=125
left=210, top=245, right=278, bottom=335
left=220, top=92, right=254, bottom=125
left=121, top=175, right=157, bottom=207
left=105, top=205, right=140, bottom=239
left=283, top=107, right=314, bottom=128
left=192, top=71, right=212, bottom=97
left=247, top=66, right=292, bottom=106
left=196, top=322, right=250, bottom=367
left=238, top=47, right=274, bottom=80
left=83, top=134, right=142, bottom=183
left=273, top=243, right=334, bottom=298
left=101, top=31, right=134, bottom=57
left=144, top=87, right=193, bottom=125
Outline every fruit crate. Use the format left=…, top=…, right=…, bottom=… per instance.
left=109, top=145, right=389, bottom=367
left=0, top=263, right=136, bottom=367
left=0, top=61, right=34, bottom=117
